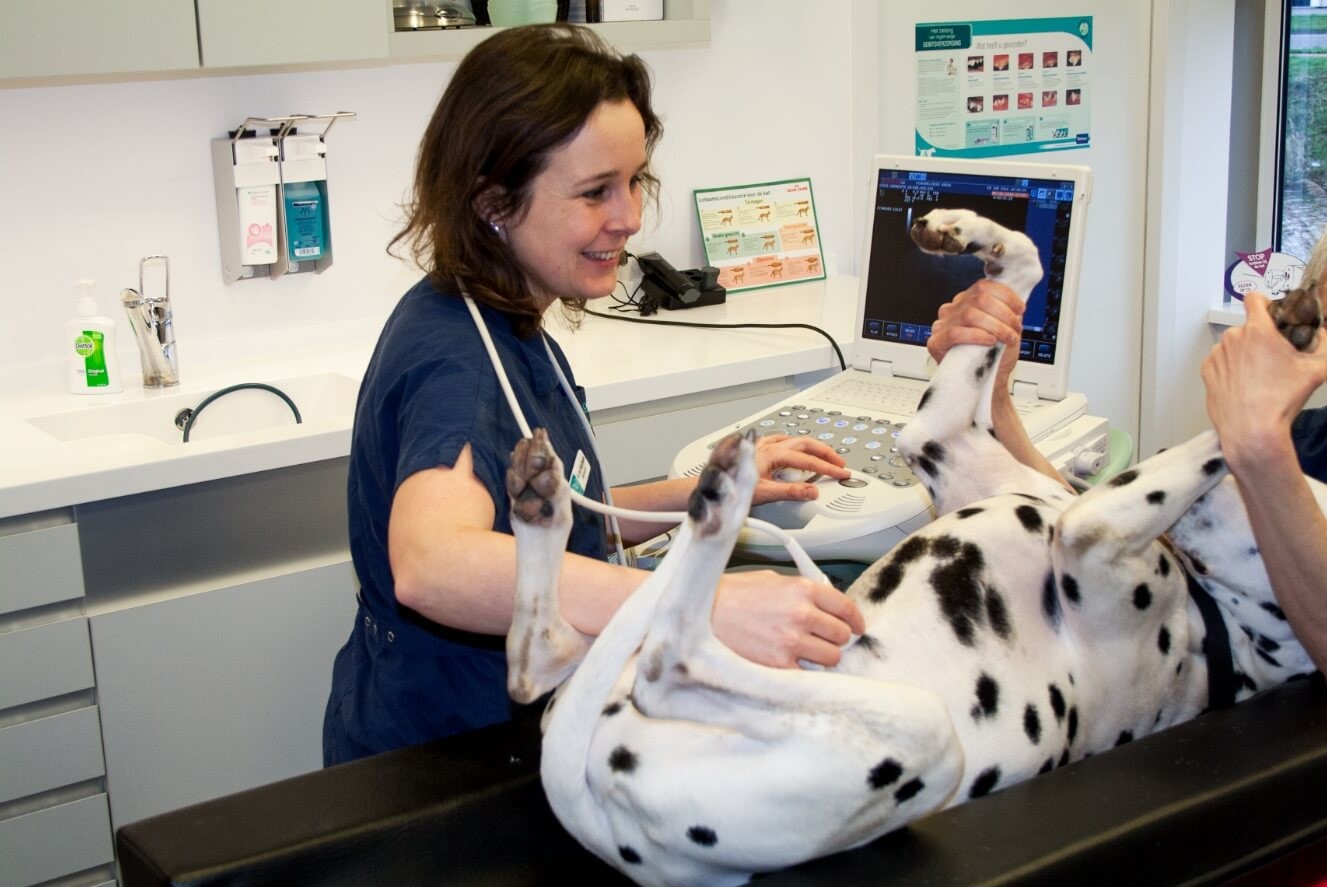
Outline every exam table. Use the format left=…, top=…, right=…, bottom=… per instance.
left=116, top=674, right=1327, bottom=886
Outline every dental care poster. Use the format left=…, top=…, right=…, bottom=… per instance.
left=693, top=178, right=826, bottom=293
left=915, top=16, right=1093, bottom=158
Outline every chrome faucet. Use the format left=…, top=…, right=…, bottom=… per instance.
left=120, top=255, right=179, bottom=388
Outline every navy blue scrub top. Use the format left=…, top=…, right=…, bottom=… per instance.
left=1292, top=406, right=1327, bottom=484
left=324, top=278, right=609, bottom=765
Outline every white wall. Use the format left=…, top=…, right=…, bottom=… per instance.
left=876, top=0, right=1153, bottom=444
left=0, top=0, right=860, bottom=381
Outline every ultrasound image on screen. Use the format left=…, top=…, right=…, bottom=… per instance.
left=862, top=169, right=1074, bottom=364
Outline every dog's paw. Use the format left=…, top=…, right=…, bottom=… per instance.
left=1270, top=285, right=1322, bottom=352
left=910, top=208, right=982, bottom=256
left=686, top=430, right=753, bottom=535
left=506, top=428, right=565, bottom=526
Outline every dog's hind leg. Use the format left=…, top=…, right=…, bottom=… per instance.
left=506, top=428, right=593, bottom=703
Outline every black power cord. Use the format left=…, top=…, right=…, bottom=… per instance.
left=582, top=307, right=847, bottom=372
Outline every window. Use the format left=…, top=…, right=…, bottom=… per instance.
left=1277, top=0, right=1327, bottom=259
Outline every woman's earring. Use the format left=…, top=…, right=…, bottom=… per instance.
left=489, top=220, right=504, bottom=238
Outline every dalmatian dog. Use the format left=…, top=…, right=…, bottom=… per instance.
left=504, top=207, right=1323, bottom=886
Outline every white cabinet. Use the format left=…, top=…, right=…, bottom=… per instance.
left=89, top=559, right=357, bottom=830
left=197, top=0, right=391, bottom=69
left=0, top=514, right=116, bottom=887
left=0, top=0, right=198, bottom=79
left=75, top=456, right=359, bottom=832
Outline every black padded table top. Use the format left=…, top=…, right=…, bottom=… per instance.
left=117, top=675, right=1327, bottom=886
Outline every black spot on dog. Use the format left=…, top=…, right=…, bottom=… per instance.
left=869, top=758, right=903, bottom=789
left=1247, top=545, right=1260, bottom=557
left=1024, top=704, right=1042, bottom=744
left=1015, top=504, right=1044, bottom=533
left=916, top=456, right=937, bottom=477
left=1133, top=583, right=1152, bottom=610
left=986, top=587, right=1013, bottom=640
left=969, top=766, right=1001, bottom=799
left=932, top=544, right=987, bottom=646
left=619, top=846, right=642, bottom=864
left=1109, top=469, right=1138, bottom=487
left=1202, top=457, right=1225, bottom=476
left=854, top=633, right=883, bottom=656
left=1061, top=574, right=1081, bottom=605
left=1047, top=524, right=1055, bottom=544
left=957, top=507, right=984, bottom=519
left=930, top=535, right=962, bottom=559
left=971, top=673, right=1000, bottom=720
left=602, top=701, right=623, bottom=717
left=1238, top=672, right=1259, bottom=693
left=1157, top=554, right=1171, bottom=577
left=1175, top=661, right=1184, bottom=675
left=1115, top=730, right=1134, bottom=747
left=609, top=746, right=638, bottom=773
left=922, top=440, right=946, bottom=464
left=1256, top=648, right=1283, bottom=668
left=869, top=562, right=905, bottom=603
left=895, top=778, right=925, bottom=803
left=1057, top=748, right=1070, bottom=768
left=917, top=388, right=933, bottom=413
left=1067, top=708, right=1079, bottom=743
left=1015, top=493, right=1046, bottom=504
left=1257, top=634, right=1281, bottom=653
left=1042, top=572, right=1062, bottom=628
left=1158, top=625, right=1171, bottom=655
left=1146, top=490, right=1166, bottom=505
left=1049, top=684, right=1066, bottom=722
left=1261, top=601, right=1287, bottom=621
left=1038, top=758, right=1054, bottom=774
left=687, top=826, right=718, bottom=847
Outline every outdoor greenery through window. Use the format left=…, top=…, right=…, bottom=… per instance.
left=1282, top=0, right=1327, bottom=259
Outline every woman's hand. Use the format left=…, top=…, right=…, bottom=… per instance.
left=749, top=434, right=849, bottom=505
left=712, top=570, right=865, bottom=668
left=928, top=278, right=1025, bottom=386
left=1202, top=291, right=1327, bottom=472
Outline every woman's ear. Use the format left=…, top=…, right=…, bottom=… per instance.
left=473, top=182, right=507, bottom=233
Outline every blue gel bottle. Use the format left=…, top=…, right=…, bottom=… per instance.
left=284, top=180, right=330, bottom=263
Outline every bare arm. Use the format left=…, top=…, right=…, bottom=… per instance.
left=927, top=279, right=1068, bottom=487
left=1203, top=292, right=1327, bottom=672
left=389, top=444, right=864, bottom=667
left=608, top=435, right=849, bottom=543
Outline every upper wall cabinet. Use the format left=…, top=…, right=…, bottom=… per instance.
left=0, top=1, right=199, bottom=80
left=0, top=0, right=708, bottom=85
left=197, top=0, right=391, bottom=69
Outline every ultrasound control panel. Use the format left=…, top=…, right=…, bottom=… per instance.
left=734, top=404, right=919, bottom=488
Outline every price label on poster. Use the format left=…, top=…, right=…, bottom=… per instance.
left=693, top=178, right=826, bottom=293
left=915, top=16, right=1093, bottom=158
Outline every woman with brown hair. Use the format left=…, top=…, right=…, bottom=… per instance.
left=323, top=24, right=863, bottom=765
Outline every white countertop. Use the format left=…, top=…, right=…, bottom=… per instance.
left=0, top=277, right=858, bottom=519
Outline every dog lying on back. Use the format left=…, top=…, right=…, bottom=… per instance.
left=504, top=208, right=1323, bottom=886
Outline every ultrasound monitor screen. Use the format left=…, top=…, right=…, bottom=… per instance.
left=862, top=168, right=1075, bottom=365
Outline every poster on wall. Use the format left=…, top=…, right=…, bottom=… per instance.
left=693, top=178, right=826, bottom=293
left=915, top=16, right=1093, bottom=158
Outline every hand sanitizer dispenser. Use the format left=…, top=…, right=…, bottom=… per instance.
left=212, top=130, right=280, bottom=283
left=279, top=133, right=331, bottom=268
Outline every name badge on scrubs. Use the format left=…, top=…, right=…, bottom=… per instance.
left=569, top=449, right=592, bottom=495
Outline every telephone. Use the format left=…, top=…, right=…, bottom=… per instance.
left=636, top=252, right=726, bottom=314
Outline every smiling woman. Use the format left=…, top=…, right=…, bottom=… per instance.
left=322, top=24, right=862, bottom=766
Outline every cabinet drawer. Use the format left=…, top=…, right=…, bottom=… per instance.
left=0, top=521, right=85, bottom=617
left=0, top=706, right=105, bottom=804
left=0, top=618, right=94, bottom=711
left=0, top=793, right=114, bottom=887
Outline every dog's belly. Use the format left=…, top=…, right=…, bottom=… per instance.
left=837, top=498, right=1088, bottom=797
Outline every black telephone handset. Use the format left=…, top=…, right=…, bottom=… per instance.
left=636, top=252, right=726, bottom=314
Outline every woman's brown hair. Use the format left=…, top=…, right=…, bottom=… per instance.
left=390, top=24, right=662, bottom=337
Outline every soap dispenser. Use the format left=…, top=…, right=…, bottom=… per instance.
left=67, top=278, right=123, bottom=394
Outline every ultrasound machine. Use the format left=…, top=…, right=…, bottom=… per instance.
left=671, top=155, right=1111, bottom=564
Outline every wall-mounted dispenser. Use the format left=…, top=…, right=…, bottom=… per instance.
left=211, top=112, right=356, bottom=283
